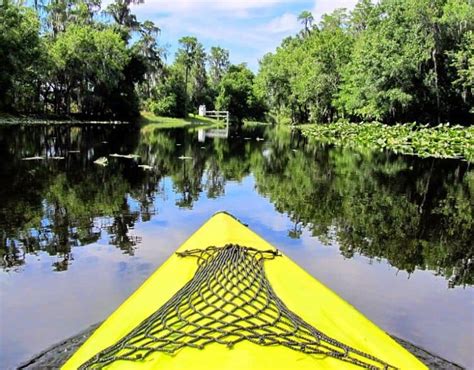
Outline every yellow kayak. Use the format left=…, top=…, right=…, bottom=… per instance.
left=63, top=212, right=426, bottom=369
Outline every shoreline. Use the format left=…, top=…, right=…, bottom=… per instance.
left=17, top=323, right=463, bottom=369
left=0, top=113, right=132, bottom=126
left=0, top=119, right=130, bottom=125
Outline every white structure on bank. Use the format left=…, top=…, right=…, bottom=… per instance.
left=198, top=105, right=229, bottom=125
left=198, top=105, right=207, bottom=116
left=196, top=104, right=230, bottom=143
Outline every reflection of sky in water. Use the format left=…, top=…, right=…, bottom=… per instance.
left=0, top=125, right=473, bottom=369
left=1, top=174, right=473, bottom=369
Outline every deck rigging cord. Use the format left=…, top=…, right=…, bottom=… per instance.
left=79, top=244, right=396, bottom=369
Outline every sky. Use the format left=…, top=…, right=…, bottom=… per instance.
left=129, top=0, right=359, bottom=72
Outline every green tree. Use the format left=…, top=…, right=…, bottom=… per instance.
left=105, top=0, right=144, bottom=41
left=0, top=0, right=151, bottom=119
left=216, top=64, right=265, bottom=125
left=443, top=0, right=474, bottom=112
left=295, top=10, right=353, bottom=122
left=176, top=36, right=209, bottom=113
left=44, top=0, right=101, bottom=36
left=338, top=0, right=473, bottom=123
left=337, top=0, right=431, bottom=121
left=45, top=0, right=70, bottom=36
left=208, top=46, right=230, bottom=87
left=0, top=3, right=43, bottom=112
left=190, top=43, right=210, bottom=109
left=449, top=31, right=474, bottom=110
left=256, top=11, right=352, bottom=123
left=255, top=38, right=301, bottom=124
left=136, top=20, right=164, bottom=99
left=349, top=0, right=375, bottom=34
left=49, top=24, right=130, bottom=116
left=298, top=10, right=314, bottom=36
left=149, top=66, right=187, bottom=117
left=257, top=0, right=473, bottom=125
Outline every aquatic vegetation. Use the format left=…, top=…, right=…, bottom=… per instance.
left=138, top=164, right=153, bottom=170
left=94, top=157, right=108, bottom=166
left=300, top=122, right=474, bottom=161
left=109, top=153, right=140, bottom=159
left=22, top=156, right=44, bottom=160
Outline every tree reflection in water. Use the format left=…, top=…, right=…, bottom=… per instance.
left=0, top=124, right=471, bottom=287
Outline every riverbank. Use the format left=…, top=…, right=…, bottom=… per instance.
left=140, top=112, right=224, bottom=129
left=17, top=323, right=463, bottom=369
left=0, top=113, right=130, bottom=125
left=299, top=122, right=474, bottom=162
left=0, top=112, right=224, bottom=129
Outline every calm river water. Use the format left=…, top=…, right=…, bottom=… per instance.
left=0, top=124, right=472, bottom=368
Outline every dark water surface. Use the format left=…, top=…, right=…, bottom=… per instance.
left=0, top=124, right=473, bottom=368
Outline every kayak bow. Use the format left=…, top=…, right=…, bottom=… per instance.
left=63, top=212, right=426, bottom=369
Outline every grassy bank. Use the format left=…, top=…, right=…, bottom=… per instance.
left=300, top=122, right=474, bottom=162
left=0, top=112, right=224, bottom=128
left=0, top=113, right=129, bottom=125
left=140, top=112, right=224, bottom=130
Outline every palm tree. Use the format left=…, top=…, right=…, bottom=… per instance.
left=298, top=10, right=314, bottom=36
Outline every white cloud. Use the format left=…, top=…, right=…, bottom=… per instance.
left=100, top=0, right=315, bottom=71
left=312, top=0, right=358, bottom=21
left=131, top=0, right=287, bottom=17
left=260, top=12, right=300, bottom=34
left=126, top=3, right=305, bottom=71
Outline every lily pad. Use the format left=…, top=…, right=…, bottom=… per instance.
left=109, top=153, right=140, bottom=159
left=94, top=157, right=108, bottom=166
left=138, top=165, right=153, bottom=170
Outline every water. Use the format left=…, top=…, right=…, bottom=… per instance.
left=0, top=123, right=472, bottom=368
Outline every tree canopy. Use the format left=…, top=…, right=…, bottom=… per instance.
left=257, top=0, right=474, bottom=125
left=1, top=0, right=472, bottom=125
left=0, top=0, right=155, bottom=119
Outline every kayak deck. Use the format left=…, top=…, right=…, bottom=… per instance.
left=63, top=212, right=426, bottom=369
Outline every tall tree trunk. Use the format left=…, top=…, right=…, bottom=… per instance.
left=184, top=67, right=189, bottom=115
left=432, top=23, right=441, bottom=124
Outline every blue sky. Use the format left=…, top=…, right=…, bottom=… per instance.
left=128, top=0, right=358, bottom=71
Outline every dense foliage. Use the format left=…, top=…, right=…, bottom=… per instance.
left=0, top=0, right=264, bottom=123
left=215, top=64, right=266, bottom=122
left=0, top=0, right=159, bottom=119
left=1, top=0, right=472, bottom=127
left=0, top=4, right=42, bottom=113
left=256, top=0, right=474, bottom=125
left=146, top=40, right=264, bottom=126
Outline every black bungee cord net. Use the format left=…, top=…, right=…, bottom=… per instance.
left=79, top=244, right=396, bottom=369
